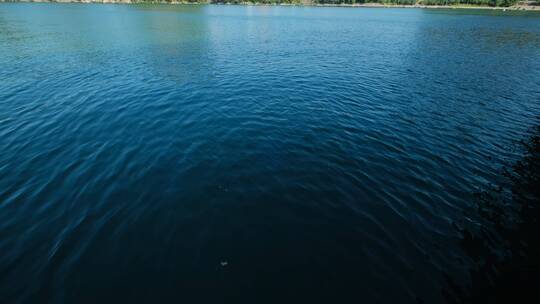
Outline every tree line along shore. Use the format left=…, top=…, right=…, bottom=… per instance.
left=2, top=0, right=540, bottom=9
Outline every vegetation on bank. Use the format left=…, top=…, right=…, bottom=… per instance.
left=206, top=0, right=521, bottom=7
left=418, top=0, right=518, bottom=7
left=123, top=0, right=525, bottom=8
left=3, top=0, right=535, bottom=7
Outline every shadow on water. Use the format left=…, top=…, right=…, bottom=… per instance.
left=445, top=119, right=540, bottom=303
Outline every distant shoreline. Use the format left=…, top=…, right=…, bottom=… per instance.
left=1, top=1, right=539, bottom=11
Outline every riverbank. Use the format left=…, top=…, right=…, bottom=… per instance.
left=1, top=1, right=540, bottom=11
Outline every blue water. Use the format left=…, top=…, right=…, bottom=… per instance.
left=1, top=3, right=540, bottom=303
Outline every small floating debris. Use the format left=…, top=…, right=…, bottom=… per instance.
left=220, top=261, right=228, bottom=267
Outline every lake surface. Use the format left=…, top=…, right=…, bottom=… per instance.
left=1, top=3, right=540, bottom=303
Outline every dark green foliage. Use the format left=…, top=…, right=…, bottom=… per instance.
left=209, top=0, right=518, bottom=6
left=134, top=0, right=523, bottom=6
left=210, top=0, right=302, bottom=3
left=211, top=0, right=302, bottom=3
left=419, top=0, right=518, bottom=6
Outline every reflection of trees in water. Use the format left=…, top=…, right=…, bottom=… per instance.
left=0, top=15, right=36, bottom=53
left=0, top=16, right=16, bottom=39
left=445, top=120, right=540, bottom=303
left=133, top=4, right=215, bottom=84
